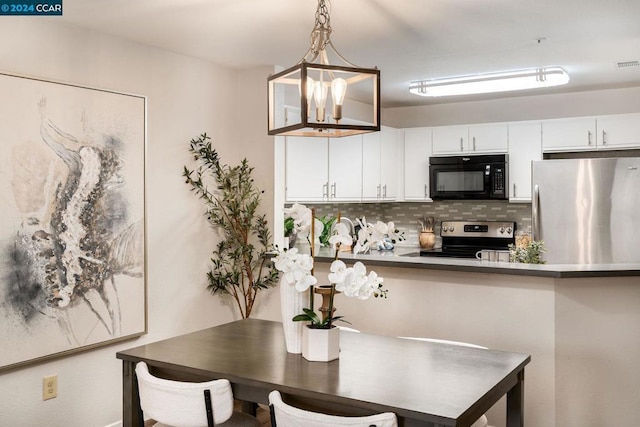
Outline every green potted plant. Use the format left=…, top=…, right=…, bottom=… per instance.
left=508, top=238, right=546, bottom=264
left=183, top=133, right=278, bottom=318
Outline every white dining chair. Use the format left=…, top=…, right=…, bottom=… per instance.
left=135, top=361, right=260, bottom=427
left=268, top=390, right=397, bottom=427
left=398, top=337, right=490, bottom=427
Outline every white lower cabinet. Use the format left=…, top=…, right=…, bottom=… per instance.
left=403, top=127, right=432, bottom=201
left=508, top=122, right=542, bottom=202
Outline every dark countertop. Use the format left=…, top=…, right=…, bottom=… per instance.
left=311, top=246, right=640, bottom=278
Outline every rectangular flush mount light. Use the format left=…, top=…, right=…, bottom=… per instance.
left=409, top=66, right=570, bottom=97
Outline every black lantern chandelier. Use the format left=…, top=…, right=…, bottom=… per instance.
left=267, top=0, right=380, bottom=137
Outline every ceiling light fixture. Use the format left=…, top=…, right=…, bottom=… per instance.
left=409, top=66, right=570, bottom=98
left=267, top=0, right=380, bottom=137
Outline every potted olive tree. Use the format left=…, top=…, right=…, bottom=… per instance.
left=183, top=133, right=278, bottom=318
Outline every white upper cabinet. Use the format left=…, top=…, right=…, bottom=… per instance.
left=285, top=137, right=329, bottom=202
left=380, top=127, right=399, bottom=200
left=403, top=127, right=432, bottom=201
left=596, top=113, right=640, bottom=150
left=328, top=135, right=363, bottom=201
left=362, top=127, right=399, bottom=201
left=469, top=123, right=509, bottom=153
left=542, top=114, right=640, bottom=152
left=541, top=117, right=597, bottom=152
left=432, top=125, right=467, bottom=155
left=285, top=135, right=363, bottom=202
left=508, top=122, right=542, bottom=202
left=432, top=123, right=508, bottom=155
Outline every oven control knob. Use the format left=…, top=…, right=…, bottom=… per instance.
left=506, top=227, right=513, bottom=234
left=499, top=226, right=505, bottom=234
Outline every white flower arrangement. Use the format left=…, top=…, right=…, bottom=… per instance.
left=273, top=213, right=387, bottom=328
left=353, top=216, right=405, bottom=254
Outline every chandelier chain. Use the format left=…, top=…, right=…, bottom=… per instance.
left=315, top=0, right=330, bottom=29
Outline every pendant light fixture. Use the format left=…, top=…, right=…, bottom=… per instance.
left=267, top=0, right=380, bottom=137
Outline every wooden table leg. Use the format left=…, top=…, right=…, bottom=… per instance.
left=506, top=369, right=525, bottom=427
left=122, top=360, right=143, bottom=427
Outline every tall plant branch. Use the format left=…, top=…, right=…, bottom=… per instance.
left=183, top=133, right=278, bottom=318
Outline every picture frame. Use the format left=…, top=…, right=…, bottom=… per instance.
left=0, top=71, right=147, bottom=372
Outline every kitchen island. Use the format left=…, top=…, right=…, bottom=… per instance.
left=304, top=246, right=640, bottom=427
left=314, top=246, right=640, bottom=278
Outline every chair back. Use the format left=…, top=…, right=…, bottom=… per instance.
left=398, top=337, right=487, bottom=349
left=268, top=390, right=397, bottom=427
left=135, top=361, right=234, bottom=427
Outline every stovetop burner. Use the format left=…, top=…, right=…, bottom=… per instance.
left=420, top=220, right=516, bottom=258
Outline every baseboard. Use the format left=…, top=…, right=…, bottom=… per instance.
left=103, top=422, right=122, bottom=427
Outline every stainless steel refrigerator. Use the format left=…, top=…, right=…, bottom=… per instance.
left=532, top=157, right=640, bottom=264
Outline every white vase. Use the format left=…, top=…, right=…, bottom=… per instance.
left=302, top=326, right=340, bottom=362
left=279, top=277, right=308, bottom=354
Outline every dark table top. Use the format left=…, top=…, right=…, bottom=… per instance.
left=117, top=319, right=530, bottom=426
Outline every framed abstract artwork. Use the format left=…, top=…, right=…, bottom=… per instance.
left=0, top=72, right=147, bottom=371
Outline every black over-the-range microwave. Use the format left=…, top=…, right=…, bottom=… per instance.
left=429, top=154, right=508, bottom=200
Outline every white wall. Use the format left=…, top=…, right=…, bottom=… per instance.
left=384, top=86, right=640, bottom=128
left=0, top=19, right=268, bottom=426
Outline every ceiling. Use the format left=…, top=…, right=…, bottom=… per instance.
left=60, top=0, right=640, bottom=108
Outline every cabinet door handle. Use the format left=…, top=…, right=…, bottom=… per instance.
left=513, top=183, right=516, bottom=198
left=383, top=184, right=387, bottom=198
left=460, top=137, right=464, bottom=152
left=424, top=184, right=428, bottom=198
left=331, top=182, right=336, bottom=198
left=473, top=136, right=476, bottom=151
left=322, top=182, right=328, bottom=199
left=602, top=130, right=607, bottom=145
left=588, top=131, right=592, bottom=145
left=376, top=184, right=381, bottom=198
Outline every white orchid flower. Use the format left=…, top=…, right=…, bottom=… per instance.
left=284, top=203, right=312, bottom=235
left=273, top=248, right=299, bottom=283
left=329, top=222, right=352, bottom=247
left=313, top=217, right=324, bottom=245
left=353, top=227, right=371, bottom=254
left=356, top=270, right=382, bottom=300
left=339, top=261, right=366, bottom=297
left=328, top=260, right=349, bottom=286
left=295, top=253, right=314, bottom=272
left=294, top=271, right=317, bottom=292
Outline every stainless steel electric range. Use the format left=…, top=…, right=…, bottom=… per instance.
left=420, top=220, right=516, bottom=258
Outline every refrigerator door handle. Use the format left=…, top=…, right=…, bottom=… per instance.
left=532, top=184, right=540, bottom=241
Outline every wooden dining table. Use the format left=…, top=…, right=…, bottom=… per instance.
left=116, top=319, right=530, bottom=427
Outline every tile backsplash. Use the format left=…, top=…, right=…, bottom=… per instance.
left=304, top=201, right=532, bottom=247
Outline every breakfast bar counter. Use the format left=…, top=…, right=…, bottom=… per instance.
left=304, top=245, right=640, bottom=427
left=312, top=246, right=640, bottom=278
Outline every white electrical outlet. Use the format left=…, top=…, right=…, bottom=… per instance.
left=43, top=375, right=57, bottom=400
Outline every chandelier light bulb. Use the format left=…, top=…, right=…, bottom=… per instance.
left=298, top=76, right=315, bottom=118
left=330, top=78, right=347, bottom=122
left=313, top=80, right=329, bottom=122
